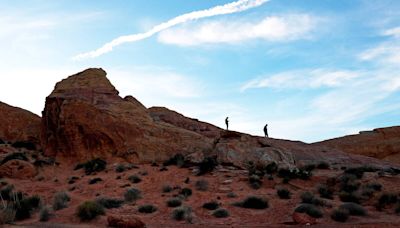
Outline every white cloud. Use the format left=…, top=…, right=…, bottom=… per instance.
left=383, top=26, right=400, bottom=38
left=73, top=0, right=270, bottom=60
left=241, top=69, right=360, bottom=91
left=158, top=14, right=316, bottom=46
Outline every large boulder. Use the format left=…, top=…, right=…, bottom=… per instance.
left=149, top=107, right=222, bottom=138
left=41, top=68, right=213, bottom=162
left=315, top=127, right=400, bottom=164
left=0, top=102, right=41, bottom=148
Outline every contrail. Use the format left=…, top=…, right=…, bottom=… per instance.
left=73, top=0, right=270, bottom=60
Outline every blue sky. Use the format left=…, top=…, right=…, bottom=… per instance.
left=1, top=0, right=399, bottom=142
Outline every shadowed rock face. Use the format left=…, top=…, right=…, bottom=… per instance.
left=41, top=68, right=213, bottom=162
left=0, top=102, right=41, bottom=147
left=315, top=127, right=400, bottom=164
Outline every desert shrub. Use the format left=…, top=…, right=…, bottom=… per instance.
left=300, top=192, right=314, bottom=204
left=277, top=188, right=291, bottom=199
left=88, top=178, right=103, bottom=185
left=67, top=176, right=79, bottom=184
left=248, top=174, right=262, bottom=189
left=318, top=184, right=334, bottom=199
left=179, top=188, right=192, bottom=198
left=265, top=162, right=278, bottom=174
left=197, top=156, right=218, bottom=175
left=234, top=196, right=269, bottom=209
left=138, top=204, right=157, bottom=214
left=95, top=197, right=123, bottom=209
left=162, top=185, right=173, bottom=193
left=0, top=185, right=14, bottom=200
left=339, top=191, right=361, bottom=204
left=212, top=208, right=229, bottom=218
left=365, top=182, right=382, bottom=192
left=11, top=141, right=36, bottom=150
left=302, top=164, right=316, bottom=172
left=39, top=206, right=52, bottom=222
left=1, top=152, right=28, bottom=165
left=115, top=164, right=126, bottom=173
left=227, top=192, right=237, bottom=198
left=159, top=166, right=168, bottom=172
left=75, top=158, right=107, bottom=175
left=53, top=191, right=71, bottom=211
left=128, top=175, right=142, bottom=184
left=311, top=197, right=326, bottom=207
left=195, top=179, right=209, bottom=191
left=0, top=138, right=4, bottom=144
left=167, top=198, right=182, bottom=208
left=0, top=203, right=16, bottom=224
left=331, top=208, right=349, bottom=222
left=202, top=201, right=219, bottom=210
left=163, top=154, right=185, bottom=167
left=172, top=206, right=192, bottom=221
left=377, top=193, right=398, bottom=209
left=339, top=203, right=366, bottom=216
left=15, top=195, right=41, bottom=220
left=344, top=166, right=379, bottom=179
left=124, top=188, right=142, bottom=202
left=295, top=204, right=323, bottom=218
left=76, top=201, right=105, bottom=221
left=317, top=161, right=330, bottom=169
left=278, top=168, right=311, bottom=180
left=396, top=204, right=400, bottom=214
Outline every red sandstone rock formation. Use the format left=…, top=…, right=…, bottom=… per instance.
left=0, top=159, right=37, bottom=179
left=315, top=126, right=400, bottom=164
left=41, top=68, right=213, bottom=162
left=0, top=102, right=41, bottom=147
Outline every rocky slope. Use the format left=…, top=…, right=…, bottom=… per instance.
left=315, top=127, right=400, bottom=164
left=0, top=101, right=41, bottom=148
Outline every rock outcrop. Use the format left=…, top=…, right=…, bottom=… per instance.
left=41, top=68, right=213, bottom=162
left=149, top=107, right=222, bottom=138
left=315, top=126, right=400, bottom=164
left=0, top=159, right=37, bottom=179
left=0, top=102, right=41, bottom=148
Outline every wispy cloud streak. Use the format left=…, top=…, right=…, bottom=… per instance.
left=73, top=0, right=270, bottom=60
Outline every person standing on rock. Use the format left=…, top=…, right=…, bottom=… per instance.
left=264, top=124, right=269, bottom=138
left=225, top=117, right=229, bottom=130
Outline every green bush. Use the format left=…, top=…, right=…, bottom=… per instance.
left=95, top=197, right=123, bottom=209
left=53, top=191, right=70, bottom=211
left=300, top=192, right=314, bottom=204
left=265, top=162, right=278, bottom=174
left=0, top=185, right=14, bottom=200
left=11, top=141, right=36, bottom=150
left=195, top=179, right=209, bottom=191
left=128, top=175, right=142, bottom=184
left=339, top=203, right=366, bottom=216
left=318, top=184, right=334, bottom=199
left=365, top=182, right=382, bottom=192
left=163, top=154, right=185, bottom=167
left=0, top=202, right=16, bottom=224
left=212, top=208, right=230, bottom=218
left=234, top=196, right=268, bottom=209
left=115, top=164, right=126, bottom=173
left=179, top=188, right=192, bottom=198
left=339, top=191, right=361, bottom=204
left=124, top=188, right=142, bottom=202
left=227, top=192, right=237, bottom=198
left=377, top=193, right=398, bottom=209
left=317, top=161, right=330, bottom=169
left=197, top=157, right=218, bottom=175
left=162, top=185, right=173, bottom=193
left=277, top=188, right=291, bottom=199
left=202, top=201, right=219, bottom=210
left=1, top=152, right=28, bottom=165
left=249, top=174, right=262, bottom=189
left=76, top=201, right=105, bottom=221
left=74, top=158, right=107, bottom=175
left=88, top=178, right=103, bottom=185
left=138, top=204, right=157, bottom=214
left=167, top=198, right=182, bottom=208
left=15, top=195, right=41, bottom=220
left=39, top=206, right=52, bottom=222
left=295, top=204, right=323, bottom=218
left=331, top=208, right=349, bottom=222
left=172, top=206, right=192, bottom=221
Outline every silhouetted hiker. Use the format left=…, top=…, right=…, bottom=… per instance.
left=225, top=117, right=229, bottom=130
left=264, top=124, right=269, bottom=138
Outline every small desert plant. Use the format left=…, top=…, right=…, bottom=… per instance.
left=300, top=192, right=314, bottom=204
left=277, top=188, right=291, bottom=199
left=202, top=201, right=219, bottom=210
left=53, top=191, right=70, bottom=211
left=124, top=188, right=142, bottom=202
left=167, top=198, right=182, bottom=208
left=179, top=188, right=192, bottom=198
left=95, top=197, right=124, bottom=209
left=265, top=162, right=278, bottom=174
left=212, top=208, right=230, bottom=218
left=74, top=158, right=107, bottom=175
left=162, top=185, right=173, bottom=193
left=88, top=178, right=103, bottom=185
left=115, top=164, right=126, bottom=173
left=234, top=196, right=269, bottom=209
left=128, top=175, right=142, bottom=184
left=317, top=161, right=330, bottom=169
left=1, top=152, right=28, bottom=165
left=15, top=195, right=41, bottom=220
left=11, top=141, right=36, bottom=150
left=138, top=204, right=157, bottom=214
left=377, top=193, right=398, bottom=210
left=248, top=174, right=262, bottom=189
left=76, top=201, right=105, bottom=221
left=0, top=202, right=16, bottom=224
left=195, top=179, right=209, bottom=191
left=339, top=191, right=361, bottom=204
left=339, top=203, right=366, bottom=216
left=365, top=182, right=382, bottom=192
left=172, top=206, right=192, bottom=221
left=318, top=184, right=334, bottom=199
left=227, top=192, right=237, bottom=198
left=197, top=156, right=218, bottom=175
left=331, top=208, right=349, bottom=222
left=295, top=204, right=323, bottom=218
left=39, top=206, right=52, bottom=222
left=0, top=184, right=14, bottom=200
left=163, top=154, right=185, bottom=167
